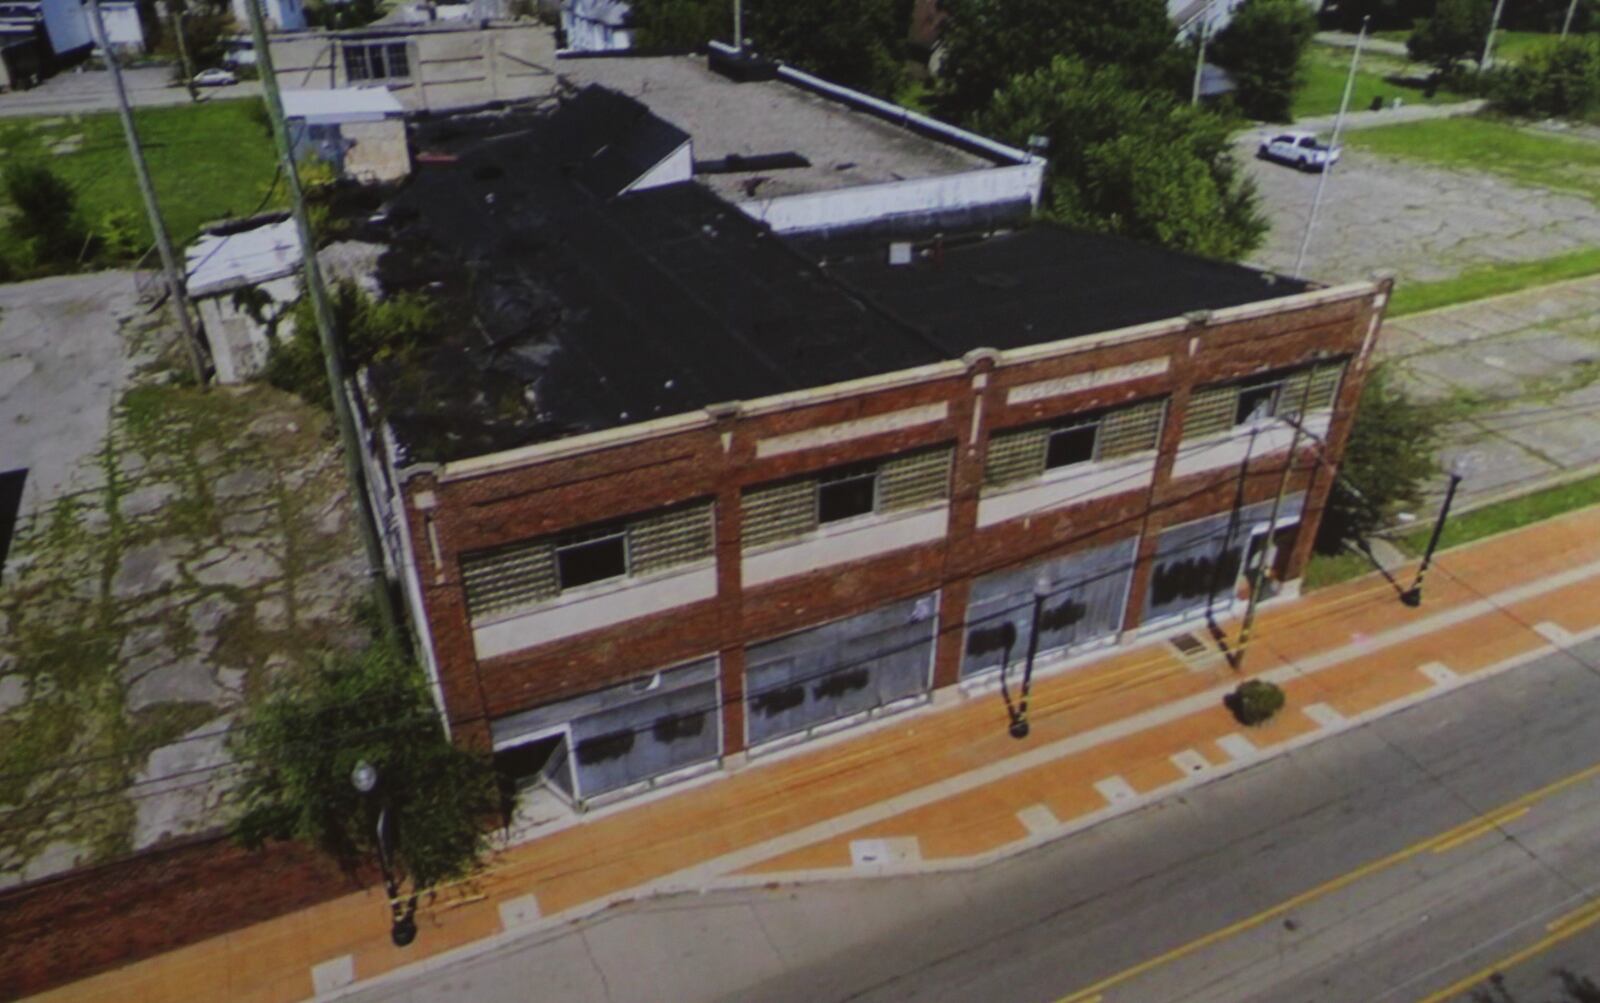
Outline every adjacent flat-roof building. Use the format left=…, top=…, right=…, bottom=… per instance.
left=346, top=54, right=1389, bottom=814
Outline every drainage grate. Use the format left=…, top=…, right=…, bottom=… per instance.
left=1170, top=632, right=1206, bottom=656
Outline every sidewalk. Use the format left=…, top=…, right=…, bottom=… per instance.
left=32, top=505, right=1600, bottom=1003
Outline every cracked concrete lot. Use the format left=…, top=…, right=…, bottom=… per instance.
left=1240, top=133, right=1600, bottom=285
left=0, top=274, right=364, bottom=887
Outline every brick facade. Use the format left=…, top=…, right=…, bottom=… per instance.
left=396, top=281, right=1390, bottom=762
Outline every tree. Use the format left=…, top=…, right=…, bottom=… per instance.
left=1486, top=35, right=1600, bottom=119
left=627, top=0, right=729, bottom=49
left=1315, top=363, right=1439, bottom=551
left=2, top=162, right=91, bottom=269
left=1212, top=0, right=1319, bottom=123
left=1408, top=0, right=1494, bottom=72
left=747, top=0, right=907, bottom=96
left=265, top=278, right=438, bottom=410
left=1318, top=0, right=1434, bottom=33
left=977, top=57, right=1266, bottom=260
left=229, top=644, right=498, bottom=897
left=935, top=0, right=1185, bottom=118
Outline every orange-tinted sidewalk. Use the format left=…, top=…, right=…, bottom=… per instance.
left=33, top=506, right=1600, bottom=1003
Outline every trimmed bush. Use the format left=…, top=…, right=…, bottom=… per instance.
left=1486, top=36, right=1600, bottom=120
left=3, top=162, right=91, bottom=268
left=1229, top=679, right=1286, bottom=726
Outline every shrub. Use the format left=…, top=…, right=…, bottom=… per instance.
left=1408, top=0, right=1493, bottom=73
left=266, top=280, right=439, bottom=409
left=98, top=208, right=145, bottom=261
left=3, top=162, right=91, bottom=268
left=1486, top=36, right=1600, bottom=119
left=1229, top=679, right=1286, bottom=726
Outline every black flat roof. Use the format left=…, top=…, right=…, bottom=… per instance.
left=363, top=93, right=1313, bottom=466
left=813, top=227, right=1309, bottom=355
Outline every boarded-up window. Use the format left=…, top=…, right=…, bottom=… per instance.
left=1280, top=361, right=1346, bottom=418
left=461, top=540, right=559, bottom=618
left=984, top=425, right=1050, bottom=488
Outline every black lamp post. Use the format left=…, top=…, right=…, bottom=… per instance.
left=1008, top=575, right=1053, bottom=740
left=1402, top=458, right=1468, bottom=608
left=351, top=760, right=419, bottom=947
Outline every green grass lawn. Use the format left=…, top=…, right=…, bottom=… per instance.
left=1293, top=45, right=1465, bottom=120
left=1388, top=247, right=1600, bottom=316
left=1302, top=547, right=1385, bottom=590
left=1346, top=115, right=1600, bottom=202
left=1371, top=28, right=1579, bottom=64
left=1396, top=471, right=1600, bottom=555
left=0, top=99, right=281, bottom=271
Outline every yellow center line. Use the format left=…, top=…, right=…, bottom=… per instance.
left=1414, top=897, right=1600, bottom=1003
left=1427, top=806, right=1531, bottom=854
left=1053, top=758, right=1600, bottom=1003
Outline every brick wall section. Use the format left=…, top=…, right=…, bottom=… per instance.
left=404, top=283, right=1391, bottom=751
left=0, top=834, right=371, bottom=1001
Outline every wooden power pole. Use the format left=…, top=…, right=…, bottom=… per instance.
left=239, top=0, right=403, bottom=649
left=83, top=0, right=208, bottom=386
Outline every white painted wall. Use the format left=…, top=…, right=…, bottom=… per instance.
left=977, top=455, right=1157, bottom=529
left=99, top=2, right=145, bottom=51
left=473, top=565, right=718, bottom=660
left=231, top=0, right=306, bottom=32
left=742, top=505, right=948, bottom=588
left=1171, top=412, right=1333, bottom=481
left=737, top=161, right=1045, bottom=234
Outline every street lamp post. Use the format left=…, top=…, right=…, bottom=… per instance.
left=1008, top=574, right=1053, bottom=740
left=1401, top=459, right=1468, bottom=607
left=351, top=760, right=419, bottom=947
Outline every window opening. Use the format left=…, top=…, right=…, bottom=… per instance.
left=1235, top=380, right=1282, bottom=425
left=817, top=464, right=877, bottom=524
left=1045, top=420, right=1099, bottom=469
left=555, top=524, right=628, bottom=590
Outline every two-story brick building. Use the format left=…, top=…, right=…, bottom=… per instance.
left=350, top=54, right=1389, bottom=813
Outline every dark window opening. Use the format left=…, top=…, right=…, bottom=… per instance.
left=493, top=734, right=562, bottom=817
left=1046, top=422, right=1099, bottom=469
left=344, top=42, right=409, bottom=81
left=1150, top=546, right=1244, bottom=608
left=818, top=465, right=877, bottom=524
left=1038, top=596, right=1088, bottom=633
left=966, top=621, right=1018, bottom=659
left=556, top=532, right=627, bottom=590
left=1235, top=383, right=1280, bottom=425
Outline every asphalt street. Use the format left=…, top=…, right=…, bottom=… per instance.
left=0, top=66, right=260, bottom=117
left=340, top=632, right=1600, bottom=1003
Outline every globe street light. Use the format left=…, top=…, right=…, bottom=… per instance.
left=1402, top=455, right=1472, bottom=607
left=1008, top=573, right=1055, bottom=740
left=350, top=760, right=418, bottom=947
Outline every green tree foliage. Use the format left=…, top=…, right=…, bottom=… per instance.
left=229, top=645, right=498, bottom=891
left=265, top=280, right=439, bottom=410
left=1408, top=0, right=1494, bottom=71
left=1212, top=0, right=1319, bottom=122
left=935, top=0, right=1184, bottom=118
left=305, top=0, right=381, bottom=29
left=977, top=57, right=1266, bottom=260
left=1318, top=0, right=1433, bottom=32
left=1229, top=679, right=1286, bottom=725
left=628, top=0, right=907, bottom=96
left=2, top=162, right=91, bottom=269
left=1316, top=363, right=1439, bottom=550
left=746, top=0, right=907, bottom=95
left=1486, top=35, right=1600, bottom=119
left=97, top=208, right=144, bottom=260
left=627, top=0, right=729, bottom=49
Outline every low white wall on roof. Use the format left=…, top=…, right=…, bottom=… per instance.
left=622, top=140, right=692, bottom=194
left=737, top=159, right=1044, bottom=234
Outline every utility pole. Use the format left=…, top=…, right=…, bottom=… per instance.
left=84, top=0, right=208, bottom=386
left=1482, top=0, right=1508, bottom=69
left=1191, top=0, right=1217, bottom=106
left=732, top=0, right=742, bottom=50
left=1563, top=0, right=1582, bottom=39
left=241, top=0, right=403, bottom=649
left=170, top=1, right=198, bottom=102
left=1233, top=372, right=1318, bottom=669
left=1293, top=16, right=1366, bottom=279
